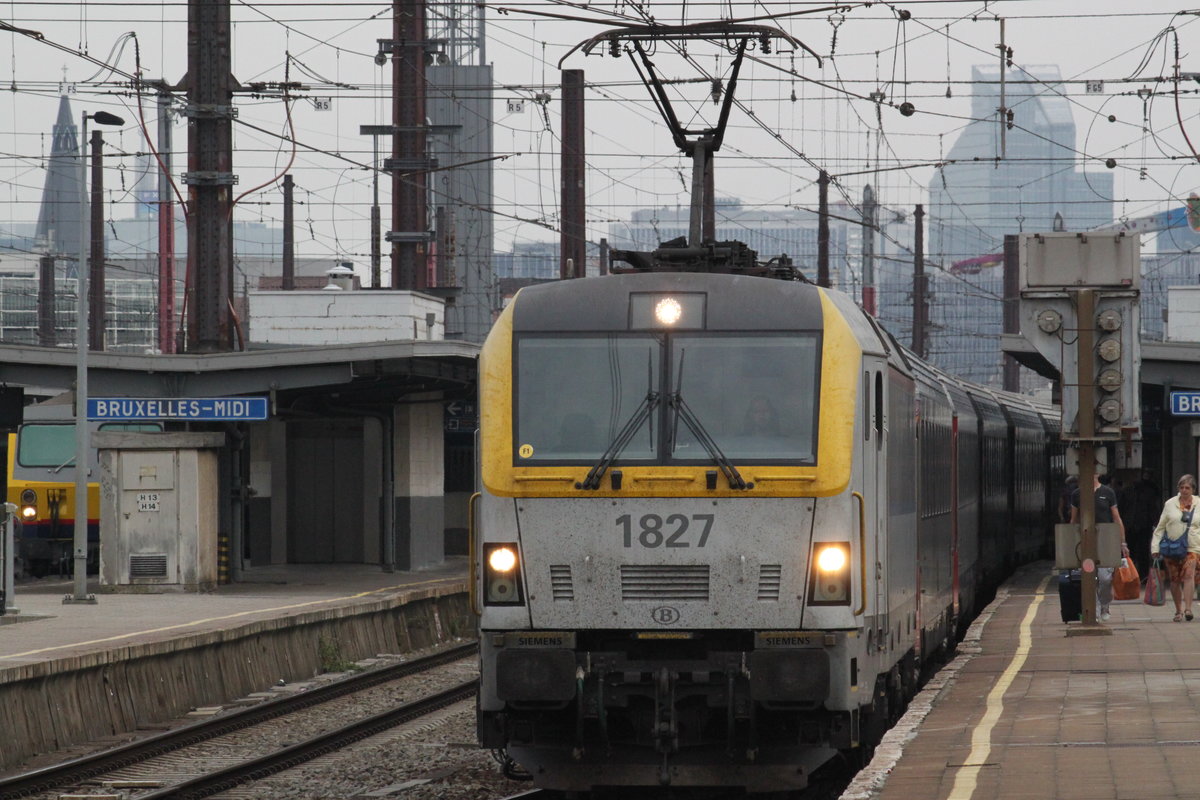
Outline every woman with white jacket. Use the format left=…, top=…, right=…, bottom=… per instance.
left=1151, top=474, right=1200, bottom=622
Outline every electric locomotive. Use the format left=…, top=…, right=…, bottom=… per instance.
left=472, top=246, right=1054, bottom=792
left=6, top=396, right=162, bottom=576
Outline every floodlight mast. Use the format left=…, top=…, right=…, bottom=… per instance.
left=563, top=22, right=819, bottom=247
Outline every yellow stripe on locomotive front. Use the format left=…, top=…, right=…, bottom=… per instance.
left=481, top=280, right=861, bottom=498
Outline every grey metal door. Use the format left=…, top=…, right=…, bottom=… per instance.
left=287, top=419, right=365, bottom=563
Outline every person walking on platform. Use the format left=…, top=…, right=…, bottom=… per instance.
left=1058, top=475, right=1078, bottom=524
left=1070, top=473, right=1124, bottom=621
left=1120, top=472, right=1155, bottom=575
left=1151, top=474, right=1200, bottom=623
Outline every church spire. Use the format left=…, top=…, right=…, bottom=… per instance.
left=35, top=91, right=87, bottom=265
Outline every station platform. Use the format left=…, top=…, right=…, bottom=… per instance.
left=843, top=562, right=1197, bottom=800
left=0, top=562, right=470, bottom=773
left=0, top=561, right=468, bottom=669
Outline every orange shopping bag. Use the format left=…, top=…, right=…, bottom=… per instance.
left=1113, top=545, right=1140, bottom=601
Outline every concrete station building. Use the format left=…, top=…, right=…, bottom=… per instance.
left=0, top=286, right=477, bottom=585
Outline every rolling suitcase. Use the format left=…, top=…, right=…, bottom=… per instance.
left=1058, top=569, right=1082, bottom=623
left=1056, top=568, right=1084, bottom=623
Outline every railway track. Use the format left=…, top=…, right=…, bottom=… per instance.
left=135, top=678, right=478, bottom=799
left=0, top=641, right=478, bottom=800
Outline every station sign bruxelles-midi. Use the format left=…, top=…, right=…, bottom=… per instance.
left=1170, top=391, right=1200, bottom=416
left=87, top=397, right=269, bottom=422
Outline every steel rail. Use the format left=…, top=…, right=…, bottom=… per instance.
left=0, top=641, right=477, bottom=799
left=137, top=678, right=479, bottom=799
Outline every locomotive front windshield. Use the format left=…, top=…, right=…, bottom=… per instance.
left=514, top=332, right=819, bottom=464
left=516, top=335, right=662, bottom=462
left=16, top=422, right=164, bottom=469
left=16, top=423, right=76, bottom=469
left=670, top=334, right=819, bottom=463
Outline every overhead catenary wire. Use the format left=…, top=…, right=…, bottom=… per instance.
left=5, top=2, right=1200, bottom=272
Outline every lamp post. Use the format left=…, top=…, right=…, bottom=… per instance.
left=67, top=109, right=124, bottom=605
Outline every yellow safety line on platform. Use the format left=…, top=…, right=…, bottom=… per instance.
left=0, top=578, right=460, bottom=661
left=944, top=573, right=1050, bottom=800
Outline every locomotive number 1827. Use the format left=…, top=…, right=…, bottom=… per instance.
left=618, top=513, right=714, bottom=548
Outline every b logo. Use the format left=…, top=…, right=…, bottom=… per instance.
left=651, top=606, right=680, bottom=625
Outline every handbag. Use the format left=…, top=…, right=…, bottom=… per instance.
left=1144, top=556, right=1167, bottom=606
left=1161, top=533, right=1189, bottom=560
left=1113, top=548, right=1141, bottom=601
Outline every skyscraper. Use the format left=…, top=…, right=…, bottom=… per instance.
left=880, top=65, right=1113, bottom=387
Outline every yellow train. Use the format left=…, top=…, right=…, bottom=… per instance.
left=7, top=398, right=158, bottom=576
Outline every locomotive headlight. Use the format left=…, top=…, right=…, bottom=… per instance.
left=809, top=542, right=851, bottom=605
left=655, top=297, right=683, bottom=325
left=629, top=292, right=705, bottom=329
left=816, top=544, right=848, bottom=573
left=484, top=543, right=524, bottom=606
left=488, top=545, right=518, bottom=573
left=19, top=489, right=37, bottom=520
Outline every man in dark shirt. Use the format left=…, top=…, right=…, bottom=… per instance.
left=1070, top=473, right=1126, bottom=621
left=1057, top=475, right=1078, bottom=523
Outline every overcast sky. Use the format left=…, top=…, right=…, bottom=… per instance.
left=2, top=1, right=1199, bottom=283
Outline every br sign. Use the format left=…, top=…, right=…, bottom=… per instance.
left=88, top=397, right=269, bottom=422
left=1170, top=391, right=1200, bottom=415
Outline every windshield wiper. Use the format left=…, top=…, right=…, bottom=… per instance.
left=580, top=390, right=659, bottom=490
left=51, top=455, right=76, bottom=474
left=668, top=349, right=749, bottom=490
left=669, top=391, right=750, bottom=490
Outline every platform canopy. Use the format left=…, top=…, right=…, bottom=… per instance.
left=1002, top=334, right=1200, bottom=391
left=0, top=340, right=479, bottom=408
